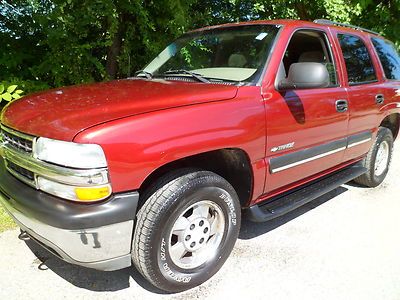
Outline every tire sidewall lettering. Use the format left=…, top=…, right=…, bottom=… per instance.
left=219, top=192, right=237, bottom=226
left=145, top=174, right=241, bottom=291
left=159, top=238, right=192, bottom=283
left=156, top=188, right=238, bottom=285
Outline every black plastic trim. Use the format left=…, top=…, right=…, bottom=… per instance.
left=347, top=130, right=372, bottom=146
left=269, top=138, right=347, bottom=173
left=245, top=163, right=367, bottom=222
left=0, top=157, right=139, bottom=230
left=348, top=79, right=379, bottom=86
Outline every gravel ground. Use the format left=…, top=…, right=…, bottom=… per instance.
left=1, top=145, right=399, bottom=300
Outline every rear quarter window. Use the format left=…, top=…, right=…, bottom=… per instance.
left=372, top=38, right=400, bottom=81
left=338, top=34, right=377, bottom=85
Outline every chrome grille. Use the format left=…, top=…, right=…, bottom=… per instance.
left=1, top=125, right=36, bottom=186
left=1, top=126, right=33, bottom=154
left=6, top=160, right=35, bottom=182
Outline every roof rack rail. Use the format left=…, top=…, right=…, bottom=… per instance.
left=313, top=19, right=380, bottom=36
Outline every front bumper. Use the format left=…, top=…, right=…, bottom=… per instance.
left=0, top=157, right=139, bottom=271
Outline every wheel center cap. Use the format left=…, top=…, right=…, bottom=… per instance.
left=182, top=217, right=211, bottom=251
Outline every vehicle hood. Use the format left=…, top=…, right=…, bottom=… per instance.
left=1, top=79, right=238, bottom=141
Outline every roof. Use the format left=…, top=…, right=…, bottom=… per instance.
left=190, top=19, right=381, bottom=38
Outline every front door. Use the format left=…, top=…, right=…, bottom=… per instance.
left=263, top=28, right=349, bottom=195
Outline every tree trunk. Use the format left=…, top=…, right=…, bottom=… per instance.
left=106, top=16, right=125, bottom=79
left=295, top=1, right=311, bottom=20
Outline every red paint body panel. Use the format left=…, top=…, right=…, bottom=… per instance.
left=1, top=79, right=238, bottom=141
left=2, top=19, right=400, bottom=207
left=261, top=24, right=349, bottom=196
left=74, top=86, right=266, bottom=196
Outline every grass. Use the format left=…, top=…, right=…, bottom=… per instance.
left=0, top=205, right=16, bottom=233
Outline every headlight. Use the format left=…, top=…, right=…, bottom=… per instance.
left=34, top=137, right=107, bottom=169
left=32, top=137, right=112, bottom=202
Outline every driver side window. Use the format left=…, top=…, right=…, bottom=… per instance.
left=277, top=29, right=338, bottom=87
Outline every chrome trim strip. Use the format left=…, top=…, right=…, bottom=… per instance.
left=271, top=147, right=346, bottom=173
left=270, top=138, right=347, bottom=174
left=347, top=138, right=372, bottom=148
left=0, top=124, right=35, bottom=141
left=3, top=144, right=109, bottom=186
left=270, top=131, right=373, bottom=174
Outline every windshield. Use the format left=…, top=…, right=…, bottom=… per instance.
left=142, top=24, right=280, bottom=84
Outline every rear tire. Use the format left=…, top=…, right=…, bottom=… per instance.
left=132, top=169, right=241, bottom=292
left=354, top=127, right=393, bottom=187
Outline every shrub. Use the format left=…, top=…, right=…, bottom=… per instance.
left=0, top=84, right=24, bottom=105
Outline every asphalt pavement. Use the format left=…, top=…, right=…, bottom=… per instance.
left=1, top=144, right=399, bottom=300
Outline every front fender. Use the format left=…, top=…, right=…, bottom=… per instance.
left=74, top=87, right=266, bottom=195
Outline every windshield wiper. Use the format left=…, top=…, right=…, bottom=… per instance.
left=163, top=69, right=210, bottom=83
left=135, top=70, right=153, bottom=79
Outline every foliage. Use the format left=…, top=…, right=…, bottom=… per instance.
left=353, top=0, right=400, bottom=48
left=0, top=0, right=399, bottom=94
left=0, top=84, right=24, bottom=104
left=1, top=0, right=195, bottom=90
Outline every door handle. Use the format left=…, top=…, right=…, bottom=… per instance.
left=375, top=94, right=384, bottom=104
left=335, top=99, right=348, bottom=113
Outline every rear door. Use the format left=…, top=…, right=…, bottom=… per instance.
left=333, top=31, right=384, bottom=161
left=370, top=36, right=400, bottom=124
left=263, top=27, right=349, bottom=195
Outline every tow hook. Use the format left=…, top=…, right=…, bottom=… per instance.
left=18, top=230, right=30, bottom=241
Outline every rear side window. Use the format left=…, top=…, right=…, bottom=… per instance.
left=338, top=34, right=377, bottom=85
left=372, top=38, right=400, bottom=80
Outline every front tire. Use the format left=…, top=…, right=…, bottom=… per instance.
left=354, top=127, right=393, bottom=187
left=132, top=170, right=241, bottom=292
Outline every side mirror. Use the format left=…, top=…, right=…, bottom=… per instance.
left=278, top=62, right=330, bottom=90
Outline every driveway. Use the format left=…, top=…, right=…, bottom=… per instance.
left=1, top=147, right=399, bottom=300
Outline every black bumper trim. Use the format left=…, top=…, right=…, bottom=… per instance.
left=0, top=157, right=139, bottom=230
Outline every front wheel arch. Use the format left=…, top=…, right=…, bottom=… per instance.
left=138, top=148, right=254, bottom=208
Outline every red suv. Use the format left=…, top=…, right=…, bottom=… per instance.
left=1, top=19, right=399, bottom=292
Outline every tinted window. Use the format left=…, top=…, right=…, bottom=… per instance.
left=338, top=34, right=377, bottom=85
left=372, top=38, right=400, bottom=80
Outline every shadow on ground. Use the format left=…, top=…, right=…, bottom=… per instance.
left=239, top=186, right=348, bottom=239
left=24, top=186, right=348, bottom=293
left=25, top=240, right=169, bottom=294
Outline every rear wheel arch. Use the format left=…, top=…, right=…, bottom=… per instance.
left=354, top=127, right=393, bottom=187
left=379, top=113, right=400, bottom=140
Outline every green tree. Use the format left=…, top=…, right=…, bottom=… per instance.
left=1, top=0, right=399, bottom=93
left=1, top=0, right=194, bottom=88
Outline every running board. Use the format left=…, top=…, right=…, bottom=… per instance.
left=245, top=164, right=367, bottom=222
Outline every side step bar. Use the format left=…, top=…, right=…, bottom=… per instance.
left=245, top=164, right=367, bottom=222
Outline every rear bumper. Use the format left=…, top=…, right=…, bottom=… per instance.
left=0, top=157, right=139, bottom=271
